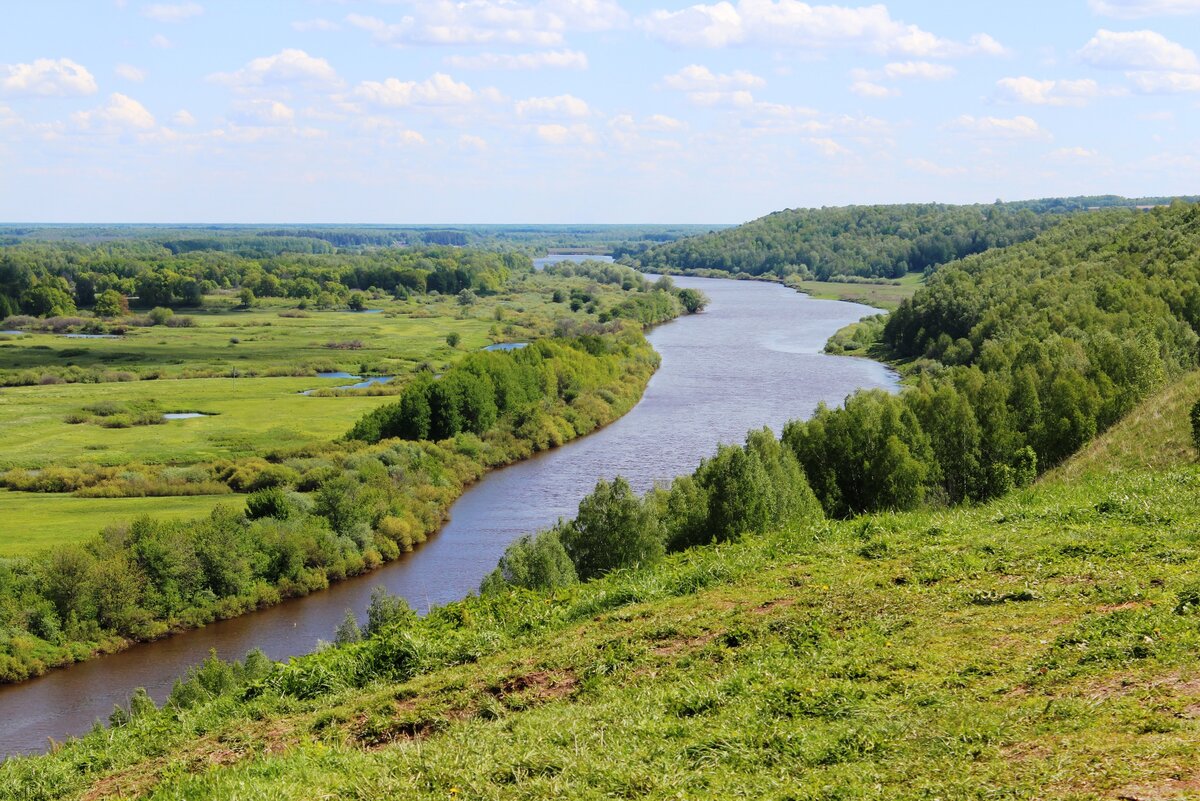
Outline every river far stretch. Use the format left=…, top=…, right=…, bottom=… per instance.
left=0, top=275, right=897, bottom=758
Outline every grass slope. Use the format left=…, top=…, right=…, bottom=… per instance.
left=789, top=272, right=923, bottom=311
left=1048, top=369, right=1200, bottom=482
left=9, top=377, right=1200, bottom=799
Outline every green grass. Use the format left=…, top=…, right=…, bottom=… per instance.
left=1048, top=369, right=1200, bottom=482
left=791, top=272, right=923, bottom=310
left=9, top=373, right=1200, bottom=799
left=0, top=376, right=389, bottom=470
left=0, top=491, right=236, bottom=557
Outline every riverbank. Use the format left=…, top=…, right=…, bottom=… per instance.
left=0, top=274, right=896, bottom=757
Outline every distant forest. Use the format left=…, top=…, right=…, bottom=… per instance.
left=626, top=196, right=1200, bottom=281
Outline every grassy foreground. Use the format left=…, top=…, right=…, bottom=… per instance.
left=7, top=379, right=1200, bottom=799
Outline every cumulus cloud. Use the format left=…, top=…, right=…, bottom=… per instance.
left=1048, top=146, right=1100, bottom=160
left=1, top=58, right=97, bottom=97
left=115, top=64, right=146, bottom=82
left=210, top=49, right=340, bottom=88
left=640, top=1, right=1004, bottom=57
left=446, top=49, right=588, bottom=70
left=231, top=99, right=296, bottom=125
left=346, top=0, right=626, bottom=48
left=996, top=76, right=1102, bottom=106
left=661, top=64, right=765, bottom=91
left=74, top=92, right=156, bottom=130
left=1128, top=70, right=1200, bottom=91
left=172, top=109, right=197, bottom=126
left=141, top=2, right=203, bottom=23
left=516, top=94, right=591, bottom=117
left=354, top=73, right=475, bottom=107
left=536, top=122, right=596, bottom=145
left=458, top=134, right=489, bottom=150
left=950, top=114, right=1050, bottom=139
left=1078, top=29, right=1200, bottom=70
left=1089, top=0, right=1200, bottom=17
left=150, top=34, right=172, bottom=49
left=883, top=61, right=956, bottom=80
left=850, top=80, right=897, bottom=97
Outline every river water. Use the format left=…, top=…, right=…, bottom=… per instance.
left=0, top=275, right=896, bottom=758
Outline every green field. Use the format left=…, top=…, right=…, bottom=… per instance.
left=0, top=491, right=236, bottom=557
left=0, top=274, right=624, bottom=552
left=790, top=271, right=924, bottom=310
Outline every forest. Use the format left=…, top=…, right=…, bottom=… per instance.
left=625, top=195, right=1196, bottom=281
left=481, top=202, right=1200, bottom=594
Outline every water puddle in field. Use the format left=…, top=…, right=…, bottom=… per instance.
left=300, top=372, right=395, bottom=395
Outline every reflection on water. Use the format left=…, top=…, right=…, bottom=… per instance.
left=0, top=275, right=896, bottom=757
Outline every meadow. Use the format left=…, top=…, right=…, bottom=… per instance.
left=0, top=273, right=642, bottom=554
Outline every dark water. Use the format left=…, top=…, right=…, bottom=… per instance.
left=0, top=276, right=896, bottom=758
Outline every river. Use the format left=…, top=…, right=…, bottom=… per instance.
left=0, top=275, right=897, bottom=758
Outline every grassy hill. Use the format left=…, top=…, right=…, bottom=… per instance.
left=7, top=372, right=1200, bottom=799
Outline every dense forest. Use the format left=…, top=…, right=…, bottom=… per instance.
left=625, top=196, right=1197, bottom=281
left=481, top=202, right=1200, bottom=594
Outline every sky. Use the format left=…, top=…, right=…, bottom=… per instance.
left=1, top=0, right=1199, bottom=223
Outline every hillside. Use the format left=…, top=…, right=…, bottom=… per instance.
left=625, top=196, right=1196, bottom=282
left=6, top=416, right=1200, bottom=798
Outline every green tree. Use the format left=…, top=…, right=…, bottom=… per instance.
left=481, top=528, right=577, bottom=593
left=93, top=289, right=127, bottom=318
left=238, top=287, right=256, bottom=309
left=560, top=477, right=663, bottom=580
left=348, top=292, right=367, bottom=311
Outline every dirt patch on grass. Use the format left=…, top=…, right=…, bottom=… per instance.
left=1114, top=776, right=1200, bottom=800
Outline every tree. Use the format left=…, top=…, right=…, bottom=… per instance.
left=560, top=477, right=663, bottom=580
left=94, top=289, right=127, bottom=318
left=457, top=288, right=478, bottom=306
left=677, top=287, right=709, bottom=314
left=348, top=292, right=367, bottom=311
left=238, top=287, right=256, bottom=309
left=481, top=528, right=577, bottom=593
left=446, top=332, right=461, bottom=348
left=148, top=306, right=173, bottom=326
left=334, top=609, right=362, bottom=645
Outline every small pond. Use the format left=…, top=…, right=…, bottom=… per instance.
left=163, top=413, right=212, bottom=420
left=483, top=342, right=529, bottom=352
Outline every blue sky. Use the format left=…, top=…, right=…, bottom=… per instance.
left=1, top=0, right=1199, bottom=223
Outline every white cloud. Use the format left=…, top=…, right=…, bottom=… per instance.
left=850, top=80, right=896, bottom=97
left=141, top=2, right=203, bottom=23
left=640, top=1, right=1004, bottom=57
left=996, top=76, right=1102, bottom=106
left=446, top=49, right=588, bottom=70
left=1, top=58, right=97, bottom=97
left=516, top=93, right=591, bottom=117
left=883, top=61, right=956, bottom=80
left=354, top=73, right=475, bottom=107
left=661, top=64, right=765, bottom=91
left=906, top=158, right=966, bottom=176
left=1048, top=146, right=1100, bottom=160
left=115, top=64, right=146, bottom=82
left=172, top=109, right=197, bottom=126
left=292, top=18, right=340, bottom=32
left=1078, top=29, right=1200, bottom=70
left=150, top=34, right=172, bottom=49
left=231, top=99, right=296, bottom=125
left=536, top=122, right=596, bottom=145
left=74, top=92, right=156, bottom=130
left=458, top=134, right=489, bottom=150
left=1089, top=0, right=1200, bottom=17
left=1128, top=70, right=1200, bottom=91
left=345, top=0, right=626, bottom=48
left=210, top=50, right=340, bottom=88
left=950, top=114, right=1050, bottom=139
left=645, top=113, right=686, bottom=131
left=808, top=137, right=849, bottom=156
